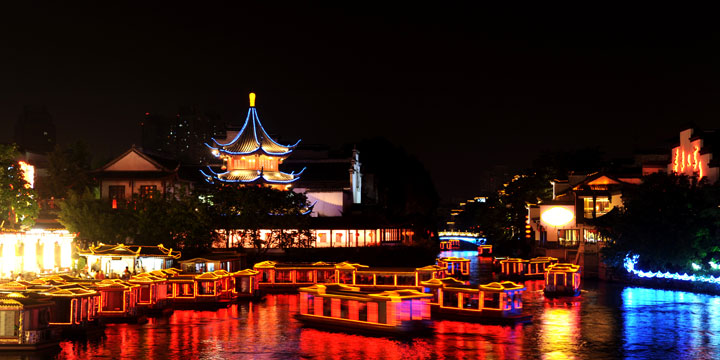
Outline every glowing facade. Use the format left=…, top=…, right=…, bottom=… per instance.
left=0, top=230, right=74, bottom=278
left=667, top=128, right=719, bottom=183
left=202, top=93, right=302, bottom=189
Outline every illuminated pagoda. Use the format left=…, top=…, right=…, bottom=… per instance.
left=201, top=93, right=303, bottom=190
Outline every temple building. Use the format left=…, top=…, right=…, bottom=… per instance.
left=93, top=146, right=194, bottom=206
left=201, top=93, right=303, bottom=190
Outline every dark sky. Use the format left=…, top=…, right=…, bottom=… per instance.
left=2, top=4, right=719, bottom=200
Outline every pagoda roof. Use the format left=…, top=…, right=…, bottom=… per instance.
left=200, top=167, right=304, bottom=185
left=205, top=93, right=300, bottom=157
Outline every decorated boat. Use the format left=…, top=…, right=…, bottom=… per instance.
left=254, top=261, right=445, bottom=292
left=128, top=273, right=172, bottom=315
left=42, top=285, right=103, bottom=335
left=421, top=278, right=531, bottom=324
left=478, top=245, right=493, bottom=257
left=0, top=293, right=60, bottom=350
left=94, top=279, right=145, bottom=323
left=296, top=284, right=433, bottom=336
left=499, top=258, right=528, bottom=280
left=526, top=257, right=559, bottom=278
left=233, top=269, right=263, bottom=300
left=544, top=263, right=581, bottom=297
left=436, top=257, right=471, bottom=279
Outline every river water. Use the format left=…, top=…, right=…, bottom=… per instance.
left=8, top=251, right=720, bottom=359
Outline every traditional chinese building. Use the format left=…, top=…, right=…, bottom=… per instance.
left=201, top=93, right=303, bottom=190
left=93, top=146, right=193, bottom=206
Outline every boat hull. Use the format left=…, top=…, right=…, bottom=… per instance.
left=431, top=305, right=532, bottom=325
left=294, top=314, right=433, bottom=337
left=0, top=340, right=60, bottom=351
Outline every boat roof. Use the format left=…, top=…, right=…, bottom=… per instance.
left=437, top=257, right=470, bottom=262
left=547, top=263, right=581, bottom=273
left=299, top=284, right=432, bottom=301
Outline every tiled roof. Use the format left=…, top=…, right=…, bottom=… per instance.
left=207, top=105, right=299, bottom=156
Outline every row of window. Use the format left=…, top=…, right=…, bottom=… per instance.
left=108, top=185, right=157, bottom=200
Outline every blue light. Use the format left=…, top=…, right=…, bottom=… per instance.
left=206, top=105, right=300, bottom=157
left=624, top=254, right=720, bottom=285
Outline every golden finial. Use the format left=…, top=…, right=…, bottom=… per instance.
left=249, top=92, right=256, bottom=107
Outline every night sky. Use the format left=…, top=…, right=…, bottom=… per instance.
left=2, top=4, right=719, bottom=200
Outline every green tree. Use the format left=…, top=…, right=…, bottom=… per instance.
left=58, top=189, right=216, bottom=250
left=0, top=144, right=39, bottom=230
left=57, top=190, right=134, bottom=243
left=204, top=185, right=314, bottom=253
left=599, top=173, right=720, bottom=272
left=132, top=189, right=216, bottom=250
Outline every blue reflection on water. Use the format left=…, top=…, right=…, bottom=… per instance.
left=622, top=287, right=720, bottom=360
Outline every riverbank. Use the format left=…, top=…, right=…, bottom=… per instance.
left=604, top=267, right=720, bottom=296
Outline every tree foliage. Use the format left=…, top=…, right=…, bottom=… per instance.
left=0, top=144, right=39, bottom=230
left=203, top=185, right=314, bottom=253
left=599, top=173, right=720, bottom=272
left=58, top=189, right=215, bottom=250
left=58, top=184, right=314, bottom=253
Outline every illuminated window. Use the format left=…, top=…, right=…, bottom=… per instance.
left=340, top=300, right=349, bottom=319
left=323, top=298, right=332, bottom=317
left=463, top=293, right=480, bottom=309
left=317, top=270, right=333, bottom=283
left=139, top=185, right=157, bottom=198
left=483, top=293, right=500, bottom=309
left=375, top=274, right=394, bottom=286
left=276, top=270, right=292, bottom=283
left=296, top=270, right=313, bottom=283
left=140, top=286, right=151, bottom=302
left=0, top=311, right=17, bottom=336
left=198, top=282, right=214, bottom=295
left=356, top=274, right=374, bottom=285
left=557, top=229, right=580, bottom=247
left=358, top=301, right=367, bottom=321
left=443, top=291, right=459, bottom=307
left=396, top=275, right=415, bottom=286
left=338, top=270, right=353, bottom=284
left=583, top=197, right=612, bottom=218
left=109, top=186, right=125, bottom=202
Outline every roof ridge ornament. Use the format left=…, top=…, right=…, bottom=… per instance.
left=249, top=92, right=256, bottom=107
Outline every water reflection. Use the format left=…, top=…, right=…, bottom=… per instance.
left=538, top=304, right=581, bottom=360
left=622, top=287, right=720, bottom=360
left=47, top=254, right=720, bottom=359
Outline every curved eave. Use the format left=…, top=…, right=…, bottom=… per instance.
left=201, top=173, right=302, bottom=185
left=207, top=107, right=300, bottom=156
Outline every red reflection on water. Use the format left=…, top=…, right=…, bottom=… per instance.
left=299, top=328, right=432, bottom=360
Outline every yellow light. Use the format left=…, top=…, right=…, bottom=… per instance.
left=42, top=237, right=56, bottom=270
left=541, top=206, right=574, bottom=227
left=249, top=92, right=256, bottom=107
left=60, top=236, right=72, bottom=269
left=18, top=161, right=34, bottom=188
left=1, top=234, right=18, bottom=278
left=23, top=236, right=38, bottom=273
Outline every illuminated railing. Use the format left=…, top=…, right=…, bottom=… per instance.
left=624, top=254, right=720, bottom=284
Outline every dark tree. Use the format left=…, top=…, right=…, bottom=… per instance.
left=599, top=173, right=720, bottom=272
left=203, top=185, right=314, bottom=253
